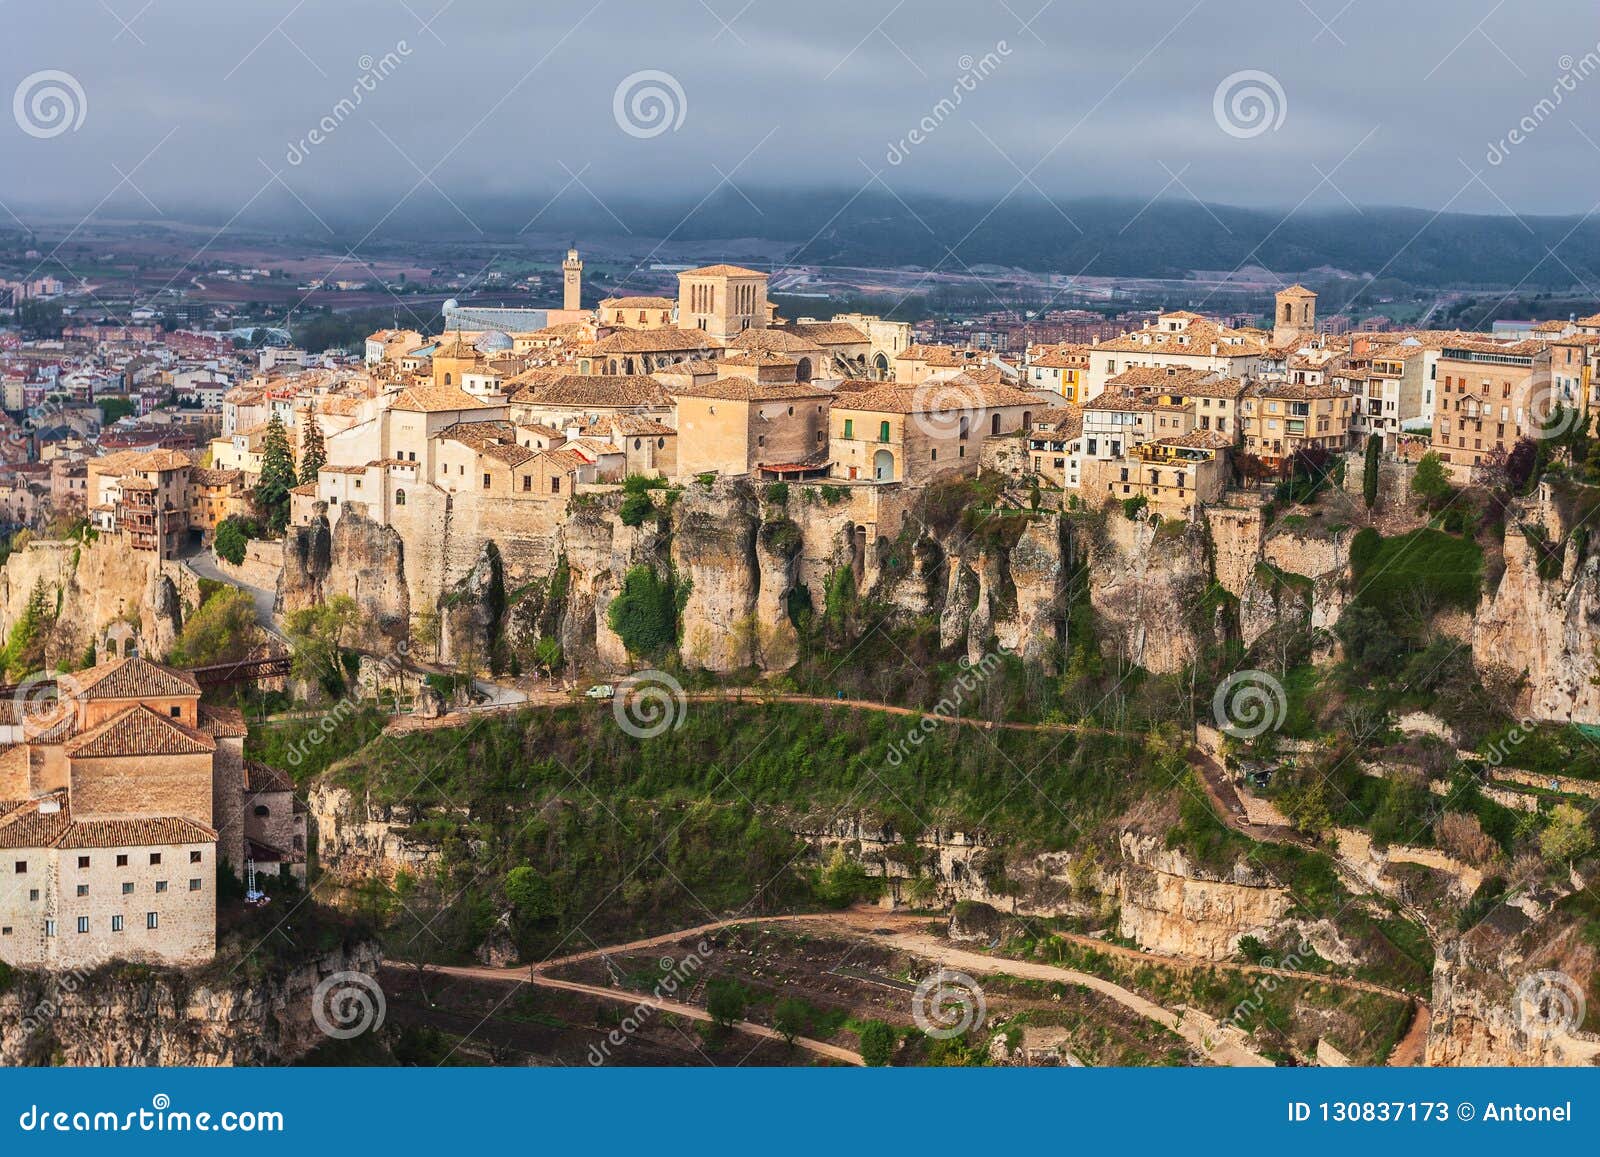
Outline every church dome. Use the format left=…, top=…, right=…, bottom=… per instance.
left=475, top=330, right=514, bottom=353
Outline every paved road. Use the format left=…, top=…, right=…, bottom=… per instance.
left=180, top=547, right=285, bottom=643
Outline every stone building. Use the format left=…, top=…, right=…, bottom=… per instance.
left=0, top=655, right=258, bottom=970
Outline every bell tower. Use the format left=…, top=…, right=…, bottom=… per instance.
left=1274, top=284, right=1317, bottom=347
left=562, top=245, right=583, bottom=312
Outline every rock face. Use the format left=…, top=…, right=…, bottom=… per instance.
left=278, top=504, right=409, bottom=652
left=1428, top=927, right=1600, bottom=1066
left=1117, top=830, right=1293, bottom=960
left=0, top=536, right=198, bottom=668
left=1084, top=514, right=1209, bottom=675
left=674, top=481, right=761, bottom=671
left=440, top=542, right=505, bottom=668
left=308, top=781, right=445, bottom=882
left=0, top=940, right=381, bottom=1066
left=1474, top=487, right=1600, bottom=724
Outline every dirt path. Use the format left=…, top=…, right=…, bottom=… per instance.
left=426, top=962, right=862, bottom=1065
left=383, top=688, right=1126, bottom=737
left=1388, top=1001, right=1430, bottom=1066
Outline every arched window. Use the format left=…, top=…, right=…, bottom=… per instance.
left=443, top=373, right=452, bottom=385
left=990, top=413, right=1001, bottom=436
left=395, top=489, right=406, bottom=506
left=796, top=357, right=813, bottom=382
left=253, top=805, right=270, bottom=818
left=634, top=438, right=642, bottom=450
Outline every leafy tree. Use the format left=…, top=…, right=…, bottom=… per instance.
left=504, top=866, right=557, bottom=921
left=1362, top=435, right=1381, bottom=508
left=167, top=587, right=261, bottom=667
left=3, top=577, right=55, bottom=679
left=284, top=594, right=359, bottom=695
left=772, top=997, right=808, bottom=1046
left=213, top=515, right=253, bottom=566
left=1540, top=802, right=1595, bottom=866
left=606, top=565, right=682, bottom=658
left=254, top=413, right=297, bottom=534
left=1333, top=602, right=1406, bottom=675
left=858, top=1019, right=895, bottom=1066
left=298, top=414, right=327, bottom=485
left=1504, top=437, right=1539, bottom=494
left=704, top=978, right=747, bottom=1029
left=1411, top=452, right=1452, bottom=509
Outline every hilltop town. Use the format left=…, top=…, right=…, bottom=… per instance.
left=2, top=243, right=1600, bottom=1068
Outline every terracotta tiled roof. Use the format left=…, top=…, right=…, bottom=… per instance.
left=728, top=329, right=817, bottom=353
left=668, top=379, right=830, bottom=401
left=58, top=815, right=216, bottom=849
left=1157, top=430, right=1235, bottom=449
left=198, top=703, right=248, bottom=738
left=677, top=264, right=767, bottom=278
left=589, top=328, right=719, bottom=355
left=781, top=322, right=870, bottom=345
left=600, top=296, right=674, bottom=309
left=65, top=703, right=216, bottom=759
left=514, top=375, right=671, bottom=408
left=244, top=758, right=295, bottom=794
left=391, top=384, right=493, bottom=413
left=1030, top=405, right=1083, bottom=438
left=74, top=656, right=200, bottom=701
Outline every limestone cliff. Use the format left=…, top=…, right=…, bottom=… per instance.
left=277, top=503, right=409, bottom=652
left=1083, top=512, right=1210, bottom=675
left=1474, top=487, right=1600, bottom=724
left=674, top=481, right=761, bottom=671
left=0, top=939, right=380, bottom=1066
left=1117, top=829, right=1293, bottom=960
left=0, top=535, right=192, bottom=668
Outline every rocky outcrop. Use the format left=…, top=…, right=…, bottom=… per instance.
left=277, top=504, right=409, bottom=652
left=307, top=781, right=444, bottom=882
left=439, top=541, right=505, bottom=668
left=0, top=940, right=381, bottom=1066
left=675, top=481, right=761, bottom=671
left=1117, top=830, right=1293, bottom=960
left=1474, top=488, right=1600, bottom=724
left=0, top=535, right=197, bottom=669
left=1084, top=513, right=1209, bottom=675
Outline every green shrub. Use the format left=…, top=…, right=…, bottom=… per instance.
left=618, top=492, right=655, bottom=527
left=606, top=565, right=684, bottom=658
left=1121, top=495, right=1148, bottom=520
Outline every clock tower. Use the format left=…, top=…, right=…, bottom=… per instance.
left=562, top=245, right=583, bottom=312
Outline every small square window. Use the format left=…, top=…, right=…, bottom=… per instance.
left=189, top=878, right=202, bottom=891
left=146, top=912, right=158, bottom=930
left=28, top=889, right=38, bottom=902
left=111, top=915, right=123, bottom=932
left=77, top=856, right=90, bottom=869
left=116, top=854, right=128, bottom=867
left=122, top=882, right=134, bottom=895
left=155, top=881, right=167, bottom=893
left=170, top=706, right=181, bottom=718
left=13, top=860, right=25, bottom=874
left=76, top=884, right=88, bottom=897
left=190, top=850, right=202, bottom=864
left=149, top=853, right=161, bottom=866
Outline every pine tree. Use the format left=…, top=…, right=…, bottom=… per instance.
left=255, top=412, right=297, bottom=533
left=297, top=413, right=326, bottom=485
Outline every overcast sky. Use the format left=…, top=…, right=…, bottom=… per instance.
left=7, top=0, right=1600, bottom=228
